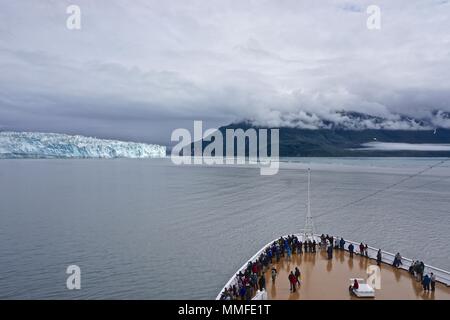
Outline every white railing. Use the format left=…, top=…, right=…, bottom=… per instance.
left=216, top=233, right=450, bottom=300
left=341, top=238, right=450, bottom=286
left=215, top=238, right=277, bottom=300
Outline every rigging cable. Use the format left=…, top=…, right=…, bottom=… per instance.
left=314, top=158, right=450, bottom=219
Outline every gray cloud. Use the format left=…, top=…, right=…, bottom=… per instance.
left=360, top=142, right=450, bottom=151
left=1, top=0, right=450, bottom=144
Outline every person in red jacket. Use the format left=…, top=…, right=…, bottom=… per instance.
left=349, top=279, right=359, bottom=294
left=288, top=271, right=297, bottom=292
left=252, top=263, right=258, bottom=274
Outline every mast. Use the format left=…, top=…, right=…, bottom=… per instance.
left=303, top=168, right=315, bottom=240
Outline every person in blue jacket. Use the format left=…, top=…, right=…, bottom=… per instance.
left=339, top=238, right=345, bottom=250
left=348, top=243, right=354, bottom=258
left=286, top=246, right=292, bottom=261
left=422, top=274, right=431, bottom=291
left=239, top=285, right=246, bottom=300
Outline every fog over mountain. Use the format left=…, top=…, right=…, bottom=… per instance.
left=1, top=1, right=450, bottom=144
left=247, top=110, right=450, bottom=130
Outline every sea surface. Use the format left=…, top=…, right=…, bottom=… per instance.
left=0, top=157, right=449, bottom=299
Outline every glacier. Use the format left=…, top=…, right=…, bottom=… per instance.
left=0, top=132, right=166, bottom=159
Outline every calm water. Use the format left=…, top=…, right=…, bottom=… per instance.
left=0, top=158, right=449, bottom=299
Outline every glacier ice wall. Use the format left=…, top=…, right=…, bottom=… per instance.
left=0, top=132, right=166, bottom=159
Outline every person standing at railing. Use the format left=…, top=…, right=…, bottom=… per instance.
left=430, top=272, right=436, bottom=291
left=417, top=262, right=425, bottom=281
left=239, top=284, right=246, bottom=300
left=258, top=274, right=266, bottom=291
left=422, top=274, right=431, bottom=291
left=339, top=238, right=345, bottom=250
left=409, top=260, right=424, bottom=281
left=245, top=283, right=253, bottom=301
left=393, top=253, right=403, bottom=268
left=286, top=245, right=292, bottom=261
left=359, top=243, right=365, bottom=256
left=409, top=260, right=416, bottom=275
left=377, top=249, right=382, bottom=266
left=252, top=262, right=258, bottom=275
left=251, top=272, right=258, bottom=291
left=348, top=243, right=354, bottom=258
left=327, top=242, right=333, bottom=260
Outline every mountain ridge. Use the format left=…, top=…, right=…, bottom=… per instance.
left=215, top=115, right=450, bottom=157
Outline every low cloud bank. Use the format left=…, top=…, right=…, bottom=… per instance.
left=358, top=142, right=450, bottom=151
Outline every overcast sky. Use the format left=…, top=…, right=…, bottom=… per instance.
left=0, top=0, right=449, bottom=144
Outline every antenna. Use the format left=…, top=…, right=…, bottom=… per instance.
left=303, top=168, right=315, bottom=240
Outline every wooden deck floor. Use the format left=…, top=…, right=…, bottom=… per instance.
left=263, top=249, right=450, bottom=300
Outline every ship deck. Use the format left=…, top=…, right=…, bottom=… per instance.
left=262, top=249, right=450, bottom=300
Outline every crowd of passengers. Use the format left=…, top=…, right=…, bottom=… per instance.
left=219, top=234, right=437, bottom=300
